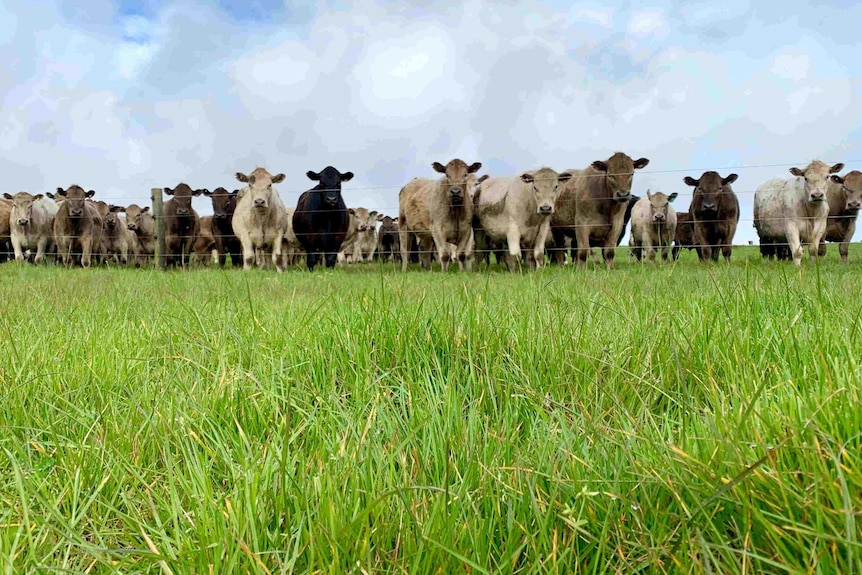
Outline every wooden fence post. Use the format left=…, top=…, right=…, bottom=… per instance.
left=151, top=187, right=166, bottom=270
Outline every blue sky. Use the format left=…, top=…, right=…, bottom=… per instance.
left=1, top=0, right=860, bottom=244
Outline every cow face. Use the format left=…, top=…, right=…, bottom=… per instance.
left=591, top=153, right=649, bottom=203
left=4, top=192, right=44, bottom=227
left=204, top=187, right=238, bottom=220
left=683, top=171, right=738, bottom=213
left=91, top=200, right=110, bottom=218
left=56, top=185, right=96, bottom=218
left=520, top=168, right=572, bottom=215
left=790, top=160, right=844, bottom=204
left=831, top=170, right=862, bottom=213
left=237, top=168, right=285, bottom=210
left=432, top=159, right=482, bottom=206
left=103, top=205, right=126, bottom=231
left=125, top=204, right=150, bottom=232
left=164, top=183, right=204, bottom=216
left=306, top=166, right=353, bottom=206
left=645, top=190, right=678, bottom=224
left=354, top=208, right=379, bottom=232
left=377, top=214, right=399, bottom=235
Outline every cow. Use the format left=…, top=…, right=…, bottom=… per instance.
left=376, top=214, right=400, bottom=262
left=352, top=208, right=378, bottom=263
left=672, top=212, right=696, bottom=261
left=473, top=167, right=572, bottom=271
left=682, top=171, right=740, bottom=262
left=101, top=205, right=133, bottom=265
left=193, top=215, right=217, bottom=267
left=549, top=152, right=650, bottom=268
left=817, top=170, right=862, bottom=263
left=0, top=197, right=12, bottom=262
left=163, top=183, right=203, bottom=268
left=399, top=159, right=484, bottom=272
left=753, top=160, right=844, bottom=266
left=53, top=185, right=102, bottom=268
left=125, top=204, right=155, bottom=267
left=203, top=187, right=242, bottom=267
left=233, top=167, right=288, bottom=272
left=293, top=166, right=354, bottom=271
left=3, top=192, right=58, bottom=264
left=629, top=190, right=678, bottom=262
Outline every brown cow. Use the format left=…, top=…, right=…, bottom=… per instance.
left=683, top=171, right=740, bottom=262
left=193, top=215, right=217, bottom=266
left=398, top=159, right=483, bottom=271
left=54, top=185, right=102, bottom=268
left=376, top=214, right=400, bottom=262
left=550, top=152, right=649, bottom=268
left=101, top=205, right=133, bottom=265
left=202, top=187, right=241, bottom=267
left=125, top=204, right=154, bottom=267
left=672, top=212, right=695, bottom=261
left=164, top=183, right=204, bottom=268
left=818, top=170, right=862, bottom=262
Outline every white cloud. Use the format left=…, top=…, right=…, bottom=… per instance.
left=571, top=7, right=614, bottom=28
left=627, top=9, right=668, bottom=40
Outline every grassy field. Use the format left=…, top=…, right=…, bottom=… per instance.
left=1, top=246, right=861, bottom=574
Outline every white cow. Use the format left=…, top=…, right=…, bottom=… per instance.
left=232, top=167, right=288, bottom=272
left=753, top=160, right=844, bottom=266
left=629, top=190, right=678, bottom=262
left=473, top=167, right=571, bottom=271
left=4, top=192, right=58, bottom=264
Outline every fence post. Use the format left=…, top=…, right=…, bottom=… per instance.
left=151, top=188, right=166, bottom=270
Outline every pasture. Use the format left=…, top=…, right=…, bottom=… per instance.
left=1, top=247, right=861, bottom=574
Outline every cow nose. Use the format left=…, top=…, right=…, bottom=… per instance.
left=449, top=187, right=463, bottom=197
left=127, top=223, right=136, bottom=230
left=177, top=208, right=189, bottom=215
left=703, top=201, right=717, bottom=211
left=810, top=192, right=825, bottom=201
left=614, top=190, right=630, bottom=201
left=106, top=220, right=115, bottom=227
left=654, top=213, right=666, bottom=222
left=71, top=209, right=83, bottom=217
left=215, top=212, right=227, bottom=218
left=538, top=204, right=553, bottom=215
left=17, top=218, right=29, bottom=226
left=849, top=201, right=861, bottom=210
left=253, top=199, right=266, bottom=207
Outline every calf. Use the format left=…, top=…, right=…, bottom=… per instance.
left=101, top=205, right=133, bottom=265
left=233, top=167, right=288, bottom=271
left=817, top=170, right=862, bottom=262
left=550, top=152, right=650, bottom=268
left=753, top=160, right=844, bottom=266
left=193, top=215, right=217, bottom=266
left=629, top=190, right=678, bottom=262
left=203, top=187, right=242, bottom=267
left=376, top=214, right=400, bottom=262
left=293, top=166, right=354, bottom=271
left=672, top=212, right=696, bottom=261
left=350, top=208, right=378, bottom=262
left=399, top=159, right=483, bottom=272
left=682, top=171, right=740, bottom=262
left=4, top=192, right=58, bottom=264
left=164, top=183, right=204, bottom=268
left=125, top=204, right=155, bottom=267
left=54, top=185, right=102, bottom=268
left=473, top=167, right=571, bottom=271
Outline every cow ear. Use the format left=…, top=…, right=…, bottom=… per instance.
left=376, top=213, right=384, bottom=222
left=306, top=171, right=321, bottom=181
left=478, top=174, right=490, bottom=184
left=236, top=172, right=249, bottom=183
left=646, top=189, right=652, bottom=199
left=3, top=193, right=12, bottom=199
left=432, top=162, right=446, bottom=174
left=668, top=192, right=678, bottom=203
left=33, top=194, right=43, bottom=200
left=633, top=158, right=650, bottom=170
left=56, top=187, right=67, bottom=196
left=231, top=189, right=239, bottom=196
left=203, top=189, right=213, bottom=196
left=348, top=208, right=355, bottom=216
left=193, top=188, right=206, bottom=196
left=369, top=211, right=378, bottom=218
left=164, top=187, right=174, bottom=196
left=789, top=167, right=804, bottom=177
left=830, top=163, right=845, bottom=174
left=85, top=190, right=96, bottom=198
left=520, top=173, right=534, bottom=183
left=682, top=176, right=698, bottom=187
left=722, top=173, right=739, bottom=185
left=142, top=206, right=150, bottom=213
left=557, top=172, right=573, bottom=183
left=830, top=174, right=845, bottom=184
left=591, top=160, right=608, bottom=173
left=340, top=171, right=354, bottom=182
left=271, top=173, right=286, bottom=184
left=467, top=162, right=482, bottom=173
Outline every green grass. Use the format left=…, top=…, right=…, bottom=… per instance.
left=1, top=246, right=861, bottom=574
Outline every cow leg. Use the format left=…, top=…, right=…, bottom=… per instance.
left=506, top=226, right=523, bottom=272
left=81, top=236, right=93, bottom=268
left=398, top=226, right=411, bottom=272
left=324, top=252, right=338, bottom=268
left=810, top=220, right=827, bottom=261
left=840, top=233, right=851, bottom=263
left=11, top=234, right=25, bottom=263
left=786, top=224, right=803, bottom=266
left=272, top=232, right=285, bottom=273
left=643, top=233, right=655, bottom=262
left=574, top=225, right=591, bottom=267
left=239, top=236, right=255, bottom=270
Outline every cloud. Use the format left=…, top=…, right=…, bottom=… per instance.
left=0, top=0, right=860, bottom=248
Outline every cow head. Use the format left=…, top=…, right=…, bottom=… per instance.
left=830, top=170, right=862, bottom=213
left=354, top=208, right=379, bottom=232
left=520, top=167, right=573, bottom=215
left=91, top=200, right=111, bottom=219
left=432, top=159, right=482, bottom=206
left=204, top=187, right=238, bottom=219
left=4, top=192, right=44, bottom=227
left=306, top=166, right=353, bottom=207
left=683, top=171, right=738, bottom=214
left=237, top=167, right=285, bottom=210
left=56, top=185, right=95, bottom=218
left=125, top=204, right=150, bottom=232
left=103, top=205, right=126, bottom=230
left=645, top=190, right=678, bottom=224
left=591, top=153, right=649, bottom=203
left=790, top=160, right=844, bottom=203
left=164, top=183, right=204, bottom=216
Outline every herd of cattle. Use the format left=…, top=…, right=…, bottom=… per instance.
left=1, top=153, right=860, bottom=271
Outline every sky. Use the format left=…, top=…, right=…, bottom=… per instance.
left=1, top=0, right=861, bottom=244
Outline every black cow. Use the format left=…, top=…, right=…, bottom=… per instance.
left=292, top=166, right=353, bottom=271
left=203, top=187, right=241, bottom=267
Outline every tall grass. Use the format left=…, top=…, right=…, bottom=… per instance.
left=1, top=247, right=860, bottom=573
